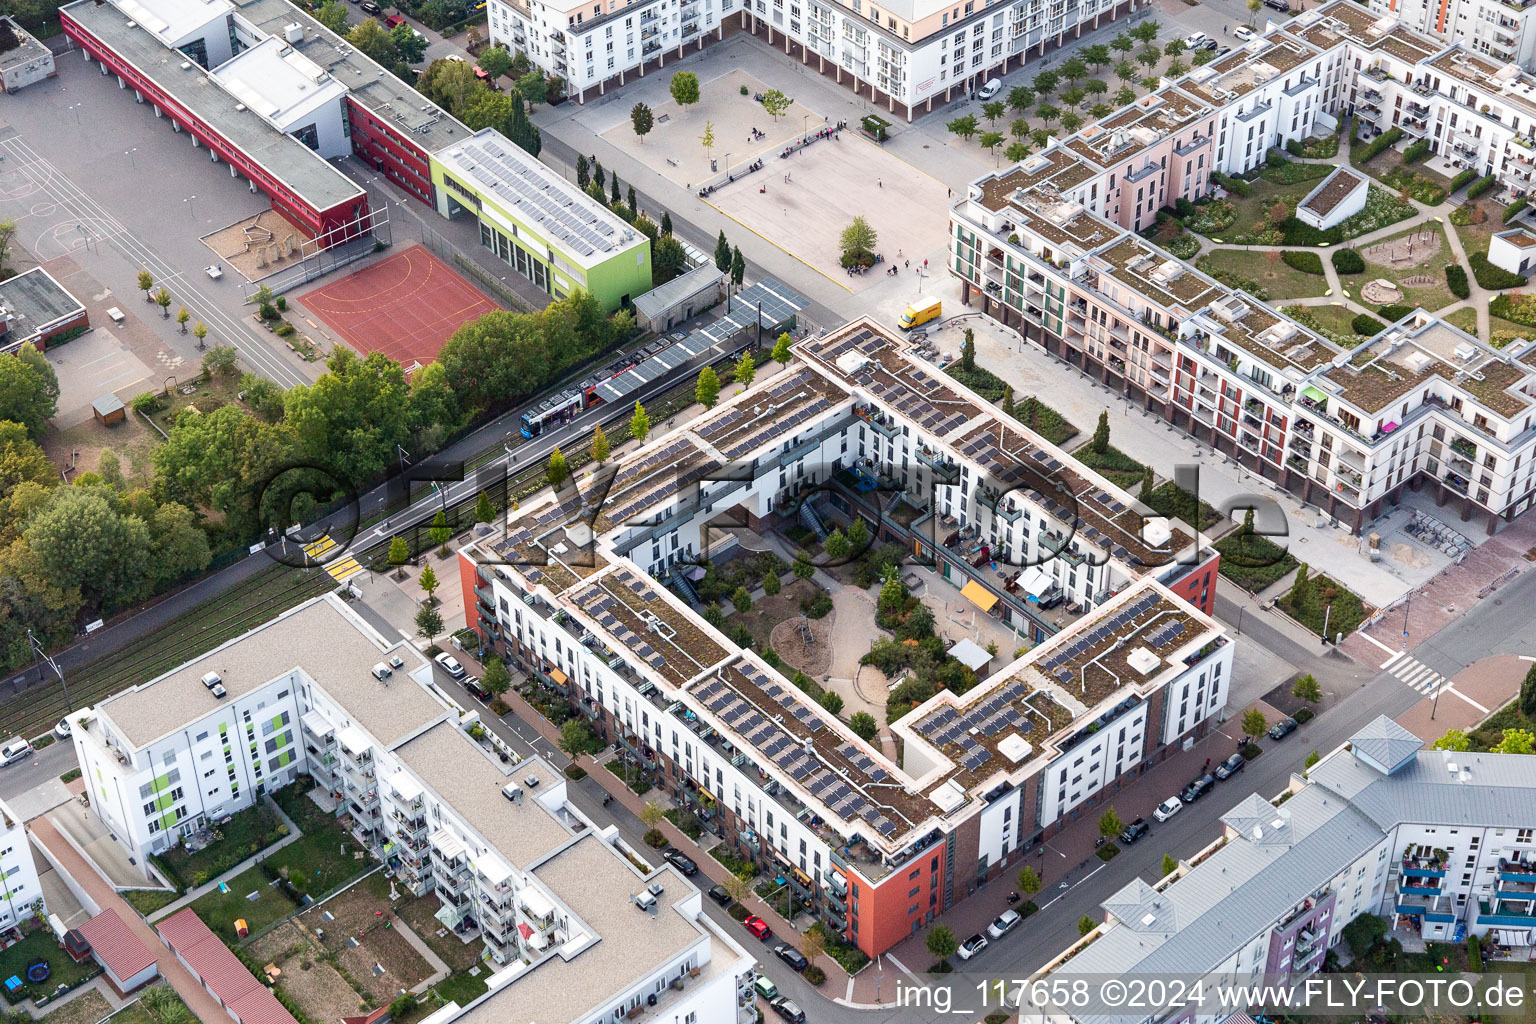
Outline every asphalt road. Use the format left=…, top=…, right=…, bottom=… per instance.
left=0, top=740, right=75, bottom=804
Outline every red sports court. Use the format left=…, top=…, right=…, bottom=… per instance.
left=299, top=245, right=498, bottom=368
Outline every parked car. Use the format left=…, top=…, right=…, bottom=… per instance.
left=663, top=849, right=698, bottom=876
left=977, top=78, right=1002, bottom=100
left=774, top=943, right=809, bottom=971
left=1263, top=0, right=1290, bottom=10
left=1215, top=752, right=1247, bottom=780
left=957, top=933, right=990, bottom=960
left=464, top=677, right=490, bottom=702
left=1153, top=796, right=1183, bottom=822
left=987, top=910, right=1022, bottom=939
left=707, top=884, right=732, bottom=907
left=744, top=916, right=772, bottom=941
left=435, top=653, right=466, bottom=678
left=1180, top=773, right=1216, bottom=803
left=1233, top=25, right=1256, bottom=41
left=0, top=738, right=32, bottom=767
left=1119, top=818, right=1151, bottom=844
left=54, top=718, right=71, bottom=740
left=1269, top=716, right=1300, bottom=740
left=755, top=975, right=779, bottom=1001
left=1182, top=31, right=1209, bottom=49
left=769, top=996, right=806, bottom=1023
left=384, top=13, right=405, bottom=27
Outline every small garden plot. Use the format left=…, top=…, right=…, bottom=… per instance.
left=187, top=864, right=294, bottom=941
left=154, top=800, right=286, bottom=890
left=295, top=871, right=431, bottom=1007
left=1141, top=482, right=1227, bottom=535
left=0, top=928, right=99, bottom=1004
left=395, top=895, right=485, bottom=975
left=1071, top=442, right=1146, bottom=489
left=271, top=782, right=374, bottom=898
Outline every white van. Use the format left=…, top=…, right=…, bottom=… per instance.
left=977, top=78, right=1002, bottom=100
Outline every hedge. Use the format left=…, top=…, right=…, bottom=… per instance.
left=1466, top=174, right=1498, bottom=200
left=1445, top=263, right=1470, bottom=300
left=1282, top=250, right=1325, bottom=275
left=1280, top=218, right=1344, bottom=247
left=1377, top=303, right=1415, bottom=322
left=1213, top=171, right=1251, bottom=198
left=1505, top=196, right=1530, bottom=224
left=1448, top=169, right=1478, bottom=194
left=1402, top=139, right=1431, bottom=163
left=1353, top=126, right=1403, bottom=164
left=1331, top=248, right=1365, bottom=274
left=1471, top=252, right=1529, bottom=290
left=1352, top=313, right=1386, bottom=335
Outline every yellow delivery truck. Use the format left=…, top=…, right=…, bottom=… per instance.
left=898, top=297, right=941, bottom=330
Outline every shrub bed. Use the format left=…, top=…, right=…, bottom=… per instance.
left=1214, top=530, right=1299, bottom=593
left=1402, top=139, right=1431, bottom=164
left=1445, top=263, right=1470, bottom=300
left=1142, top=481, right=1224, bottom=532
left=1165, top=234, right=1201, bottom=259
left=1011, top=395, right=1080, bottom=445
left=1332, top=248, right=1365, bottom=274
left=1286, top=134, right=1341, bottom=159
left=1073, top=444, right=1147, bottom=488
left=1195, top=257, right=1270, bottom=300
left=1294, top=706, right=1316, bottom=724
left=1490, top=292, right=1536, bottom=328
left=1213, top=172, right=1251, bottom=197
left=1276, top=573, right=1369, bottom=638
left=1380, top=165, right=1446, bottom=205
left=1473, top=253, right=1529, bottom=290
left=1505, top=196, right=1530, bottom=223
left=945, top=363, right=1010, bottom=402
left=1377, top=303, right=1415, bottom=322
left=1352, top=313, right=1386, bottom=335
left=1261, top=161, right=1332, bottom=185
left=1282, top=250, right=1325, bottom=275
left=1185, top=199, right=1237, bottom=235
left=1448, top=169, right=1478, bottom=194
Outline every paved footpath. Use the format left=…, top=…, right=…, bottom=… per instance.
left=29, top=816, right=237, bottom=1023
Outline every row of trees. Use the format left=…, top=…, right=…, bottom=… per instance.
left=418, top=55, right=542, bottom=156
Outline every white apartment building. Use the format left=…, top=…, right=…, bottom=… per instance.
left=1361, top=0, right=1536, bottom=70
left=0, top=797, right=42, bottom=936
left=490, top=0, right=1150, bottom=116
left=459, top=317, right=1232, bottom=955
left=949, top=2, right=1536, bottom=536
left=1023, top=717, right=1536, bottom=1024
left=68, top=596, right=755, bottom=1024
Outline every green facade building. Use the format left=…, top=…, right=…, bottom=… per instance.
left=431, top=129, right=651, bottom=311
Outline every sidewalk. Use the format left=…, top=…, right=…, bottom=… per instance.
left=862, top=720, right=1253, bottom=1006
left=28, top=816, right=245, bottom=1024
left=1342, top=510, right=1536, bottom=667
left=1394, top=654, right=1529, bottom=742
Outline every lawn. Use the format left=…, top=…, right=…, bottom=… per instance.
left=1142, top=481, right=1228, bottom=535
left=395, top=894, right=487, bottom=975
left=186, top=864, right=295, bottom=942
left=1010, top=395, right=1080, bottom=446
left=122, top=888, right=181, bottom=917
left=1441, top=307, right=1479, bottom=337
left=269, top=782, right=372, bottom=898
left=1071, top=442, right=1146, bottom=489
left=1275, top=572, right=1370, bottom=639
left=1200, top=249, right=1332, bottom=300
left=1451, top=201, right=1505, bottom=263
left=1201, top=177, right=1322, bottom=243
left=155, top=800, right=286, bottom=890
left=1338, top=223, right=1458, bottom=312
left=1213, top=530, right=1299, bottom=593
left=0, top=928, right=99, bottom=1004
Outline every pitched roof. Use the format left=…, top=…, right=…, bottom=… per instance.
left=157, top=909, right=294, bottom=1024
left=1349, top=714, right=1423, bottom=775
left=76, top=909, right=156, bottom=981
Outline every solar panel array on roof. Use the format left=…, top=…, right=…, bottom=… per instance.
left=452, top=135, right=625, bottom=258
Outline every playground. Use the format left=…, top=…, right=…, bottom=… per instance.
left=298, top=245, right=498, bottom=368
left=202, top=209, right=315, bottom=283
left=599, top=69, right=822, bottom=189
left=706, top=130, right=950, bottom=292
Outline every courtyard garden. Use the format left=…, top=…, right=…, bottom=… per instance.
left=1337, top=223, right=1457, bottom=311
left=151, top=798, right=287, bottom=890
left=1275, top=567, right=1370, bottom=639
left=1196, top=249, right=1330, bottom=301
left=0, top=926, right=99, bottom=1005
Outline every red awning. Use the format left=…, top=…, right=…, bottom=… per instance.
left=518, top=923, right=534, bottom=939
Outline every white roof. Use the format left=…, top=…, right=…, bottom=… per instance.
left=948, top=638, right=992, bottom=671
left=211, top=36, right=348, bottom=130
left=110, top=0, right=232, bottom=44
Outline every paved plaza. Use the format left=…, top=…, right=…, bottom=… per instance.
left=598, top=68, right=822, bottom=189
left=709, top=132, right=951, bottom=291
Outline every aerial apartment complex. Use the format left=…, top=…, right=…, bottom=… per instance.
left=457, top=317, right=1232, bottom=956
left=67, top=595, right=756, bottom=1024
left=60, top=0, right=649, bottom=306
left=950, top=0, right=1536, bottom=536
left=490, top=0, right=1150, bottom=115
left=0, top=796, right=43, bottom=937
left=1025, top=716, right=1536, bottom=1024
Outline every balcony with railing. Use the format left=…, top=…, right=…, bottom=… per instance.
left=1402, top=855, right=1448, bottom=878
left=1499, top=857, right=1536, bottom=883
left=1442, top=472, right=1470, bottom=494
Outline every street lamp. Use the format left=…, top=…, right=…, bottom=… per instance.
left=68, top=102, right=84, bottom=124
left=183, top=195, right=198, bottom=223
left=125, top=148, right=138, bottom=170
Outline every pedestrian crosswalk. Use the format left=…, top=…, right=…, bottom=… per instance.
left=303, top=534, right=364, bottom=583
left=1384, top=652, right=1450, bottom=696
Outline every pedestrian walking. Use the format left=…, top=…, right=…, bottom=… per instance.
left=878, top=178, right=883, bottom=188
